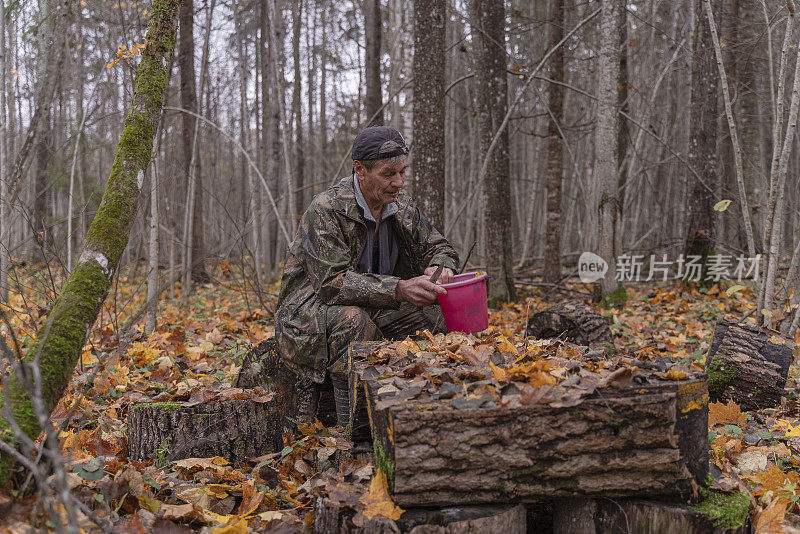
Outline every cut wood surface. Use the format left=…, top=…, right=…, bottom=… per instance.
left=126, top=398, right=279, bottom=463
left=706, top=319, right=793, bottom=410
left=349, top=341, right=708, bottom=507
left=526, top=300, right=616, bottom=351
left=314, top=497, right=526, bottom=534
left=593, top=498, right=751, bottom=534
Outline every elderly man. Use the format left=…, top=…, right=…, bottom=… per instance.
left=275, top=126, right=459, bottom=422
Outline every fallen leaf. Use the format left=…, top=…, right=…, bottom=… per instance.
left=360, top=471, right=404, bottom=521
left=754, top=498, right=787, bottom=534
left=709, top=400, right=747, bottom=426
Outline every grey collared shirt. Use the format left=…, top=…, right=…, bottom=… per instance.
left=353, top=175, right=399, bottom=275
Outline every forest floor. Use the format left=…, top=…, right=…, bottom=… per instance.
left=0, top=264, right=798, bottom=532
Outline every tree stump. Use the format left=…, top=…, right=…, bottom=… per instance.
left=234, top=339, right=337, bottom=427
left=706, top=320, right=793, bottom=410
left=314, top=497, right=526, bottom=534
left=526, top=301, right=616, bottom=352
left=126, top=398, right=280, bottom=463
left=349, top=342, right=708, bottom=508
left=592, top=497, right=751, bottom=534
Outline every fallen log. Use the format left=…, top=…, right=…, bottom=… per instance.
left=314, top=497, right=526, bottom=534
left=126, top=398, right=280, bottom=463
left=526, top=301, right=616, bottom=352
left=705, top=320, right=793, bottom=410
left=235, top=338, right=337, bottom=427
left=349, top=341, right=708, bottom=508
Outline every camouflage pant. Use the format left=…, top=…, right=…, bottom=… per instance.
left=326, top=303, right=447, bottom=380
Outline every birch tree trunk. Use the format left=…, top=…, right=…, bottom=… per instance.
left=468, top=0, right=516, bottom=303
left=0, top=0, right=180, bottom=482
left=412, top=0, right=446, bottom=230
left=594, top=0, right=623, bottom=300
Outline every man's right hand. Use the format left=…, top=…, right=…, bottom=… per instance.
left=395, top=276, right=447, bottom=307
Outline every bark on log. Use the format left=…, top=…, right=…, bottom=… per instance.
left=526, top=301, right=616, bottom=352
left=235, top=339, right=337, bottom=427
left=593, top=498, right=751, bottom=534
left=0, top=0, right=182, bottom=483
left=314, top=497, right=526, bottom=534
left=349, top=342, right=708, bottom=507
left=126, top=399, right=280, bottom=463
left=706, top=319, right=793, bottom=410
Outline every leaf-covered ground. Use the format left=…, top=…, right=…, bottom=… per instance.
left=0, top=267, right=799, bottom=532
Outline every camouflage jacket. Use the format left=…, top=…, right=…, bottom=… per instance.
left=275, top=176, right=459, bottom=382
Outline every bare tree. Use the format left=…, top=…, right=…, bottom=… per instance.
left=364, top=0, right=383, bottom=125
left=469, top=0, right=516, bottom=302
left=412, top=0, right=446, bottom=230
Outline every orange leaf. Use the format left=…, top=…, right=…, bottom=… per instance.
left=360, top=471, right=404, bottom=521
left=753, top=498, right=787, bottom=534
left=708, top=399, right=746, bottom=426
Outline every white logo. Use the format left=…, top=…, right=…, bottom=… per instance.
left=578, top=252, right=608, bottom=283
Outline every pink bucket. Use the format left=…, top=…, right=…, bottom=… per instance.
left=436, top=271, right=489, bottom=334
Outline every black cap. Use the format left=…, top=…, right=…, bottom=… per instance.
left=351, top=126, right=409, bottom=161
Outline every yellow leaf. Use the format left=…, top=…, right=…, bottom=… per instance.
left=725, top=284, right=745, bottom=296
left=489, top=361, right=508, bottom=382
left=665, top=369, right=688, bottom=381
left=713, top=199, right=732, bottom=212
left=210, top=519, right=248, bottom=534
left=360, top=471, right=404, bottom=521
left=785, top=423, right=800, bottom=437
left=496, top=335, right=518, bottom=355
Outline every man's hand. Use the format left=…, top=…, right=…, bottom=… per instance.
left=424, top=266, right=454, bottom=284
left=396, top=276, right=447, bottom=307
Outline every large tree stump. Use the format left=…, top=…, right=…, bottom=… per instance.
left=526, top=301, right=616, bottom=352
left=705, top=320, right=793, bottom=410
left=314, top=497, right=526, bottom=534
left=349, top=342, right=708, bottom=508
left=126, top=399, right=279, bottom=463
left=235, top=339, right=337, bottom=427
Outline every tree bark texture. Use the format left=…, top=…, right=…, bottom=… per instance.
left=684, top=0, right=720, bottom=279
left=468, top=0, right=515, bottom=303
left=314, top=497, right=526, bottom=534
left=348, top=343, right=708, bottom=508
left=179, top=0, right=210, bottom=283
left=593, top=498, right=751, bottom=534
left=594, top=0, right=622, bottom=297
left=126, top=399, right=280, bottom=463
left=0, top=0, right=181, bottom=482
left=364, top=0, right=383, bottom=125
left=526, top=300, right=616, bottom=352
left=292, top=0, right=305, bottom=220
left=706, top=319, right=793, bottom=410
left=411, top=0, right=446, bottom=231
left=544, top=0, right=565, bottom=284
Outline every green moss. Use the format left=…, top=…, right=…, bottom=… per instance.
left=344, top=419, right=353, bottom=440
left=599, top=285, right=628, bottom=309
left=514, top=464, right=542, bottom=478
left=707, top=354, right=737, bottom=394
left=373, top=439, right=395, bottom=492
left=133, top=402, right=182, bottom=412
left=690, top=489, right=750, bottom=530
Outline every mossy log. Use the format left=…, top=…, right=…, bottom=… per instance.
left=349, top=342, right=708, bottom=508
left=126, top=399, right=280, bottom=463
left=552, top=495, right=751, bottom=534
left=705, top=320, right=793, bottom=410
left=314, top=498, right=526, bottom=534
left=234, top=339, right=337, bottom=427
left=0, top=0, right=181, bottom=483
left=526, top=301, right=616, bottom=352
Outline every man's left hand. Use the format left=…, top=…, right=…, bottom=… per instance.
left=425, top=266, right=454, bottom=284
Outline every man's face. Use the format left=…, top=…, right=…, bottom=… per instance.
left=355, top=156, right=407, bottom=208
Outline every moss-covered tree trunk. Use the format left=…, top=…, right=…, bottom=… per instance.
left=0, top=0, right=181, bottom=482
